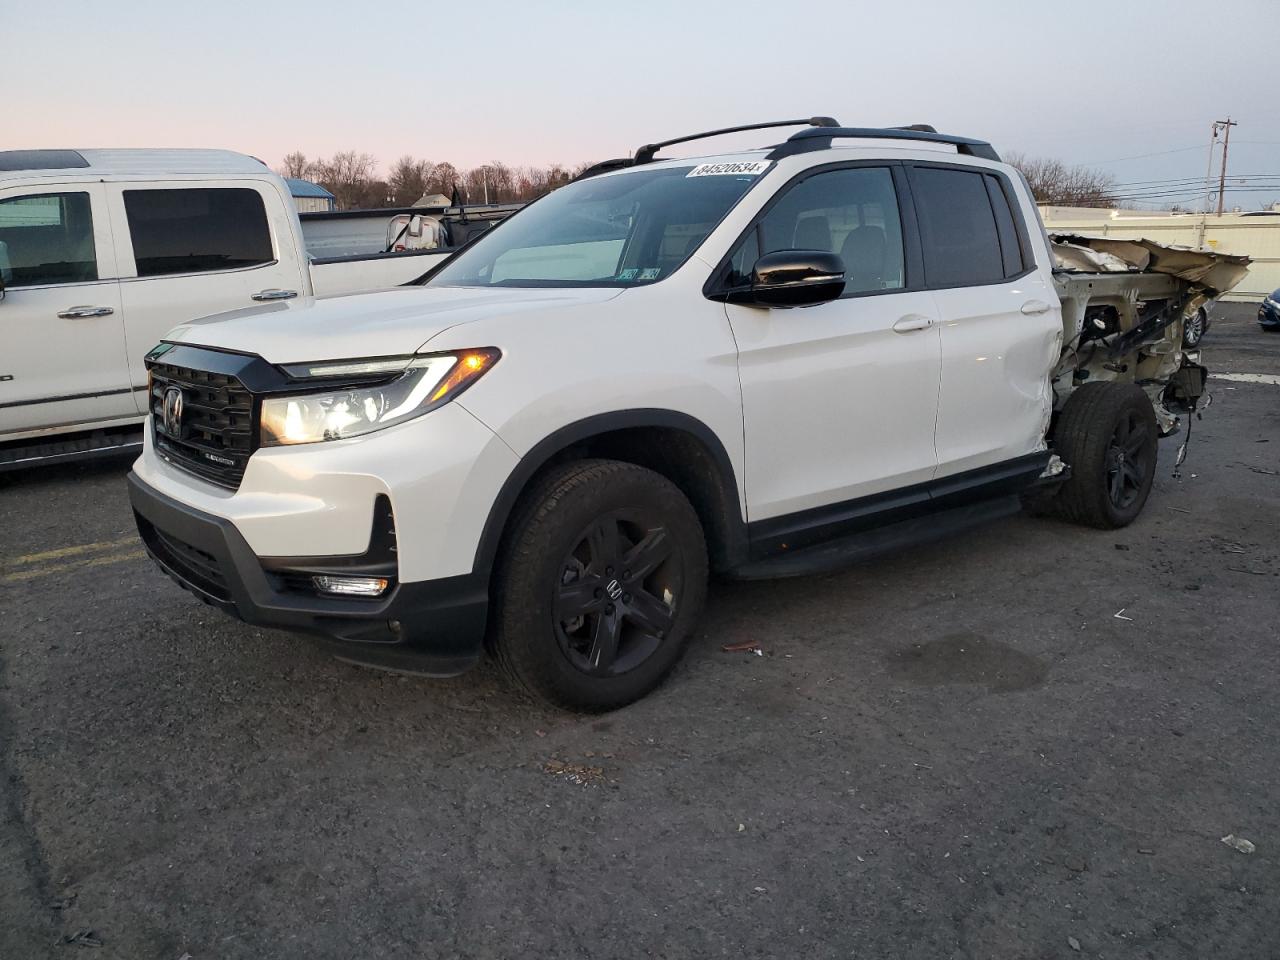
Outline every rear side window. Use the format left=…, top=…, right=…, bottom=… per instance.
left=910, top=167, right=1005, bottom=287
left=985, top=175, right=1026, bottom=277
left=124, top=188, right=273, bottom=277
left=0, top=192, right=97, bottom=287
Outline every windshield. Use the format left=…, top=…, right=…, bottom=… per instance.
left=424, top=162, right=768, bottom=289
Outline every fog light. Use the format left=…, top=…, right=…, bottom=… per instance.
left=312, top=575, right=390, bottom=597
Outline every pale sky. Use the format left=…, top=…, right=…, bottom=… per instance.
left=5, top=0, right=1279, bottom=208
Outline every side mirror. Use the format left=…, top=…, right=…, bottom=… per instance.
left=728, top=250, right=845, bottom=308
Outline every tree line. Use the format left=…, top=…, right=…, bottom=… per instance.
left=280, top=148, right=1119, bottom=211
left=278, top=151, right=593, bottom=210
left=1004, top=152, right=1117, bottom=207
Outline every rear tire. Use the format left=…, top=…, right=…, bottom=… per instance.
left=1047, top=382, right=1159, bottom=529
left=492, top=459, right=708, bottom=711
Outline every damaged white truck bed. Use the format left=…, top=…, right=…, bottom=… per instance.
left=1049, top=234, right=1250, bottom=435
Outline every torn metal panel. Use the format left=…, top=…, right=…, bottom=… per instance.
left=1048, top=233, right=1251, bottom=434
left=1051, top=233, right=1251, bottom=296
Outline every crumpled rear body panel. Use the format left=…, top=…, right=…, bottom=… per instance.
left=1049, top=234, right=1250, bottom=432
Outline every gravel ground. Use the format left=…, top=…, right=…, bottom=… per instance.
left=2, top=303, right=1277, bottom=959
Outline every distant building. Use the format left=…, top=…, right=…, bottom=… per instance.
left=413, top=192, right=454, bottom=209
left=285, top=178, right=336, bottom=213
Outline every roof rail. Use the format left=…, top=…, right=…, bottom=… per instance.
left=572, top=157, right=636, bottom=182
left=633, top=117, right=840, bottom=164
left=573, top=117, right=841, bottom=183
left=769, top=126, right=1001, bottom=162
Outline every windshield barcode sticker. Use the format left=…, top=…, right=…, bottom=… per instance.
left=686, top=161, right=770, bottom=178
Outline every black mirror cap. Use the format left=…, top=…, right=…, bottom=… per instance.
left=730, top=249, right=845, bottom=307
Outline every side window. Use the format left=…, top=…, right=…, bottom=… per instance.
left=985, top=175, right=1026, bottom=277
left=910, top=167, right=1004, bottom=287
left=123, top=188, right=273, bottom=277
left=728, top=167, right=905, bottom=295
left=0, top=192, right=97, bottom=287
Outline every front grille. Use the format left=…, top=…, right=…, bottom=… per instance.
left=149, top=361, right=254, bottom=489
left=136, top=515, right=232, bottom=602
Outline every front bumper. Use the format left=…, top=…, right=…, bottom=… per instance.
left=129, top=473, right=488, bottom=675
left=1259, top=302, right=1280, bottom=328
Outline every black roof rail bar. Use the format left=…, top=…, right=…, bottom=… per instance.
left=768, top=126, right=1001, bottom=162
left=633, top=117, right=840, bottom=165
left=572, top=157, right=636, bottom=181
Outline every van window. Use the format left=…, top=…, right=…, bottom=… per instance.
left=729, top=166, right=905, bottom=295
left=0, top=192, right=97, bottom=287
left=910, top=167, right=1004, bottom=287
left=123, top=188, right=273, bottom=277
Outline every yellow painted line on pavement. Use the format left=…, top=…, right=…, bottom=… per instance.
left=3, top=536, right=139, bottom=570
left=1, top=548, right=147, bottom=583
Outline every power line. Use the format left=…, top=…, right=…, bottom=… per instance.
left=1081, top=145, right=1208, bottom=164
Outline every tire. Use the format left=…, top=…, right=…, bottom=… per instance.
left=1182, top=308, right=1207, bottom=348
left=1047, top=382, right=1159, bottom=529
left=491, top=459, right=708, bottom=711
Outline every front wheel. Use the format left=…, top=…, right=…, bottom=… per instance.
left=492, top=459, right=708, bottom=711
left=1047, top=382, right=1159, bottom=529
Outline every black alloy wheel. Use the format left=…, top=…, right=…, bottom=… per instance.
left=1045, top=381, right=1159, bottom=529
left=492, top=459, right=708, bottom=710
left=1105, top=408, right=1153, bottom=511
left=554, top=512, right=680, bottom=677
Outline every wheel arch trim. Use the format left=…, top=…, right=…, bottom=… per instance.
left=469, top=408, right=747, bottom=581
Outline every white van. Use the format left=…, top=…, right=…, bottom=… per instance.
left=0, top=149, right=472, bottom=468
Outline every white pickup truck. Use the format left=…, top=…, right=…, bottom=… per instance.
left=125, top=119, right=1247, bottom=710
left=0, top=149, right=511, bottom=469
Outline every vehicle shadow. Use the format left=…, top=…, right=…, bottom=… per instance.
left=0, top=450, right=137, bottom=493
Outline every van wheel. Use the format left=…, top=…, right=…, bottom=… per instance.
left=1048, top=382, right=1159, bottom=529
left=492, top=459, right=708, bottom=711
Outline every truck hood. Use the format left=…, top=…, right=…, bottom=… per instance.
left=164, top=286, right=624, bottom=363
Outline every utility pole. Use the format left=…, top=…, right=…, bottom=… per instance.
left=1202, top=121, right=1220, bottom=216
left=1215, top=117, right=1237, bottom=216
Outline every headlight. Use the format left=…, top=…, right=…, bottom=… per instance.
left=260, top=348, right=499, bottom=446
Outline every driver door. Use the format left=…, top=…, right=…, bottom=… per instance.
left=722, top=164, right=942, bottom=524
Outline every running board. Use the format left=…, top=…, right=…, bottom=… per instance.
left=727, top=495, right=1022, bottom=580
left=0, top=427, right=143, bottom=472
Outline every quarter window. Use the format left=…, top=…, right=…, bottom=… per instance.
left=729, top=167, right=905, bottom=295
left=910, top=167, right=1007, bottom=287
left=0, top=192, right=97, bottom=287
left=123, top=188, right=273, bottom=277
left=985, top=175, right=1026, bottom=277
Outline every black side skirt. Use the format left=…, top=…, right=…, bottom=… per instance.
left=734, top=451, right=1050, bottom=578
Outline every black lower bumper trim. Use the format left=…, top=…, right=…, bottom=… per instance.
left=128, top=472, right=488, bottom=675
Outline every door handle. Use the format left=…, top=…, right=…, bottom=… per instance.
left=1021, top=300, right=1051, bottom=316
left=893, top=314, right=934, bottom=333
left=252, top=288, right=298, bottom=302
left=57, top=306, right=115, bottom=319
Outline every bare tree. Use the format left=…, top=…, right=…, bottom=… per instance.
left=425, top=162, right=462, bottom=200
left=1006, top=152, right=1117, bottom=207
left=388, top=156, right=435, bottom=206
left=278, top=152, right=313, bottom=180
left=310, top=151, right=378, bottom=210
